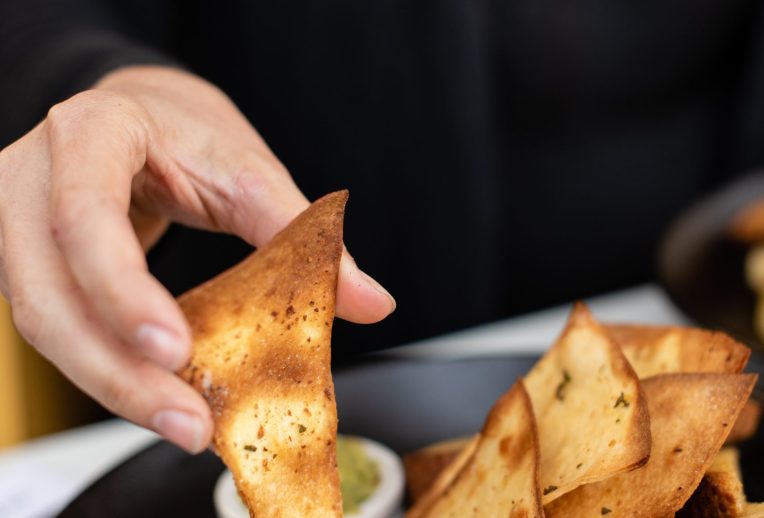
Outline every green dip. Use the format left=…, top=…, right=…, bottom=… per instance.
left=337, top=436, right=380, bottom=514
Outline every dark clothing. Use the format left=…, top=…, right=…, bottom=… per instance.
left=3, top=1, right=764, bottom=356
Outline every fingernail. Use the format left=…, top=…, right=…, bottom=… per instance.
left=136, top=324, right=185, bottom=370
left=152, top=409, right=205, bottom=454
left=360, top=271, right=397, bottom=313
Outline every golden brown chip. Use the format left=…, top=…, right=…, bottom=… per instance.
left=730, top=199, right=764, bottom=244
left=677, top=447, right=746, bottom=518
left=605, top=324, right=750, bottom=378
left=403, top=436, right=473, bottom=502
left=406, top=435, right=479, bottom=517
left=525, top=303, right=651, bottom=504
left=546, top=373, right=758, bottom=517
left=407, top=382, right=542, bottom=518
left=178, top=191, right=347, bottom=518
left=742, top=503, right=764, bottom=517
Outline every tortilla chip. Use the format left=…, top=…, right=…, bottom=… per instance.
left=403, top=436, right=473, bottom=502
left=546, top=373, right=758, bottom=517
left=524, top=303, right=651, bottom=504
left=407, top=382, right=542, bottom=518
left=677, top=447, right=746, bottom=517
left=604, top=324, right=750, bottom=378
left=742, top=503, right=764, bottom=517
left=178, top=191, right=347, bottom=517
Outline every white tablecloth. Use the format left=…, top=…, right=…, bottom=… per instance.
left=0, top=284, right=688, bottom=517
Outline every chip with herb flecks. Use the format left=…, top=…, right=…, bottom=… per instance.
left=605, top=323, right=760, bottom=445
left=524, top=302, right=651, bottom=504
left=406, top=382, right=543, bottom=518
left=545, top=373, right=757, bottom=517
left=179, top=191, right=347, bottom=518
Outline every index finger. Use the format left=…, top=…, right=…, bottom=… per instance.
left=46, top=91, right=191, bottom=370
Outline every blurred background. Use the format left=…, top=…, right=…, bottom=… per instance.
left=4, top=0, right=764, bottom=447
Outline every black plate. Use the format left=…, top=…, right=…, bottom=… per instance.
left=59, top=356, right=535, bottom=517
left=59, top=355, right=764, bottom=517
left=659, top=173, right=764, bottom=351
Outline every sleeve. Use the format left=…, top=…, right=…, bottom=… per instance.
left=0, top=0, right=180, bottom=147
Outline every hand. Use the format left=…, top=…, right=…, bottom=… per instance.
left=0, top=66, right=395, bottom=453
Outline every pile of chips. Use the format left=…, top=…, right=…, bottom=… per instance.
left=404, top=304, right=763, bottom=517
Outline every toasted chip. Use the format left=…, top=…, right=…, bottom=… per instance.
left=178, top=191, right=347, bottom=517
left=524, top=303, right=651, bottom=504
left=742, top=503, right=764, bottom=517
left=730, top=199, right=764, bottom=244
left=546, top=373, right=758, bottom=517
left=605, top=324, right=750, bottom=378
left=407, top=382, right=542, bottom=518
left=403, top=436, right=473, bottom=502
left=407, top=435, right=479, bottom=517
left=677, top=447, right=746, bottom=517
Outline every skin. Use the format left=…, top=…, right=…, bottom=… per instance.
left=0, top=65, right=396, bottom=453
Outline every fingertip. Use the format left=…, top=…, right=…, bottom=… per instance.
left=136, top=323, right=191, bottom=371
left=151, top=408, right=213, bottom=454
left=335, top=254, right=396, bottom=324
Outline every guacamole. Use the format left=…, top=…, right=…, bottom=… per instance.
left=337, top=436, right=380, bottom=514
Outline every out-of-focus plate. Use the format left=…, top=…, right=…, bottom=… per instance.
left=58, top=354, right=764, bottom=517
left=659, top=172, right=764, bottom=351
left=59, top=356, right=535, bottom=517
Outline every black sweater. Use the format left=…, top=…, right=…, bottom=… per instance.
left=3, top=0, right=764, bottom=356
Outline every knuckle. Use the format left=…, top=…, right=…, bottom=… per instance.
left=46, top=90, right=139, bottom=137
left=49, top=191, right=117, bottom=245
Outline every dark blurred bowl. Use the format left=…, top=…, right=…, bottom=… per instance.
left=659, top=172, right=764, bottom=352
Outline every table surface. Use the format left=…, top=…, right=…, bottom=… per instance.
left=0, top=284, right=688, bottom=518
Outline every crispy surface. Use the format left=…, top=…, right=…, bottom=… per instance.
left=178, top=191, right=347, bottom=518
left=730, top=200, right=764, bottom=244
left=407, top=382, right=542, bottom=518
left=605, top=324, right=750, bottom=378
left=605, top=323, right=757, bottom=443
left=406, top=435, right=479, bottom=518
left=742, top=503, right=764, bottom=517
left=546, top=373, right=758, bottom=517
left=677, top=447, right=746, bottom=518
left=403, top=437, right=473, bottom=502
left=524, top=303, right=651, bottom=504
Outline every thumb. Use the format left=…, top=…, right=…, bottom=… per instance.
left=220, top=167, right=397, bottom=324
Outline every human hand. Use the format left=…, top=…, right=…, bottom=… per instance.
left=0, top=66, right=395, bottom=453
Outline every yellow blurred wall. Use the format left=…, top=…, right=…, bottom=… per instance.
left=0, top=297, right=108, bottom=447
left=0, top=297, right=27, bottom=446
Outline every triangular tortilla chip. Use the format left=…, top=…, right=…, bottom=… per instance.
left=178, top=191, right=347, bottom=517
left=403, top=436, right=473, bottom=502
left=407, top=381, right=543, bottom=518
left=677, top=447, right=746, bottom=517
left=743, top=503, right=764, bottom=517
left=605, top=324, right=750, bottom=378
left=606, top=323, right=758, bottom=444
left=546, top=373, right=758, bottom=517
left=524, top=303, right=651, bottom=504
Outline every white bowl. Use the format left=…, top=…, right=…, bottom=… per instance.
left=214, top=435, right=405, bottom=518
